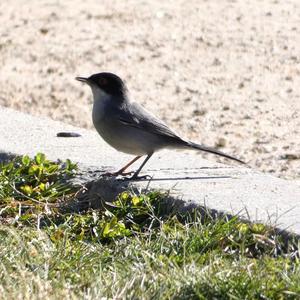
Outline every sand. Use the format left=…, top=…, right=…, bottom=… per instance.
left=0, top=0, right=299, bottom=180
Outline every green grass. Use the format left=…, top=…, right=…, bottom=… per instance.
left=0, top=154, right=299, bottom=299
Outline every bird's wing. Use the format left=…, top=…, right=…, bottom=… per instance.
left=117, top=101, right=183, bottom=140
left=116, top=101, right=245, bottom=164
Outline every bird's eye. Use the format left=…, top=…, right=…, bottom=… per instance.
left=99, top=78, right=108, bottom=86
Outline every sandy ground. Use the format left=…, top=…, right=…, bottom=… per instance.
left=0, top=0, right=299, bottom=180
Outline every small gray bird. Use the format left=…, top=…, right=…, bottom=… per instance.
left=76, top=72, right=245, bottom=179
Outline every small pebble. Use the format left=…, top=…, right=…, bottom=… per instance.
left=215, top=137, right=227, bottom=148
left=56, top=132, right=82, bottom=137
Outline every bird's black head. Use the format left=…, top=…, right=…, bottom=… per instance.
left=76, top=72, right=127, bottom=97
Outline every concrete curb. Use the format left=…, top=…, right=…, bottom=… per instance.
left=1, top=106, right=300, bottom=235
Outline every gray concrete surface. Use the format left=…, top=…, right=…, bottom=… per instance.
left=1, top=106, right=300, bottom=236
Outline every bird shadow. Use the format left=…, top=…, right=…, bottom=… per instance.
left=119, top=175, right=232, bottom=182
left=0, top=152, right=17, bottom=162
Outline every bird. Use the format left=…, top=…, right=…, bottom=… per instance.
left=76, top=72, right=245, bottom=180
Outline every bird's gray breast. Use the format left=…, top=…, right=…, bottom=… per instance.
left=92, top=100, right=148, bottom=155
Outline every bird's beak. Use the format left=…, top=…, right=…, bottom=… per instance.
left=75, top=77, right=89, bottom=84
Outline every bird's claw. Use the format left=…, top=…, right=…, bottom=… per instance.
left=102, top=170, right=134, bottom=177
left=123, top=174, right=152, bottom=181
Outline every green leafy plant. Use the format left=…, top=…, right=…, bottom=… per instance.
left=0, top=153, right=77, bottom=220
left=46, top=190, right=167, bottom=243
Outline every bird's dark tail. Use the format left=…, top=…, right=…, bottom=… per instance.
left=186, top=141, right=246, bottom=164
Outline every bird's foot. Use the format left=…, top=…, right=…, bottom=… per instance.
left=102, top=170, right=134, bottom=177
left=123, top=174, right=152, bottom=181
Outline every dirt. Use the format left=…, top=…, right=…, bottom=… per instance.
left=0, top=0, right=299, bottom=181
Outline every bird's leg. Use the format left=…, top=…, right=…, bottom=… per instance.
left=103, top=156, right=142, bottom=177
left=129, top=153, right=153, bottom=180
